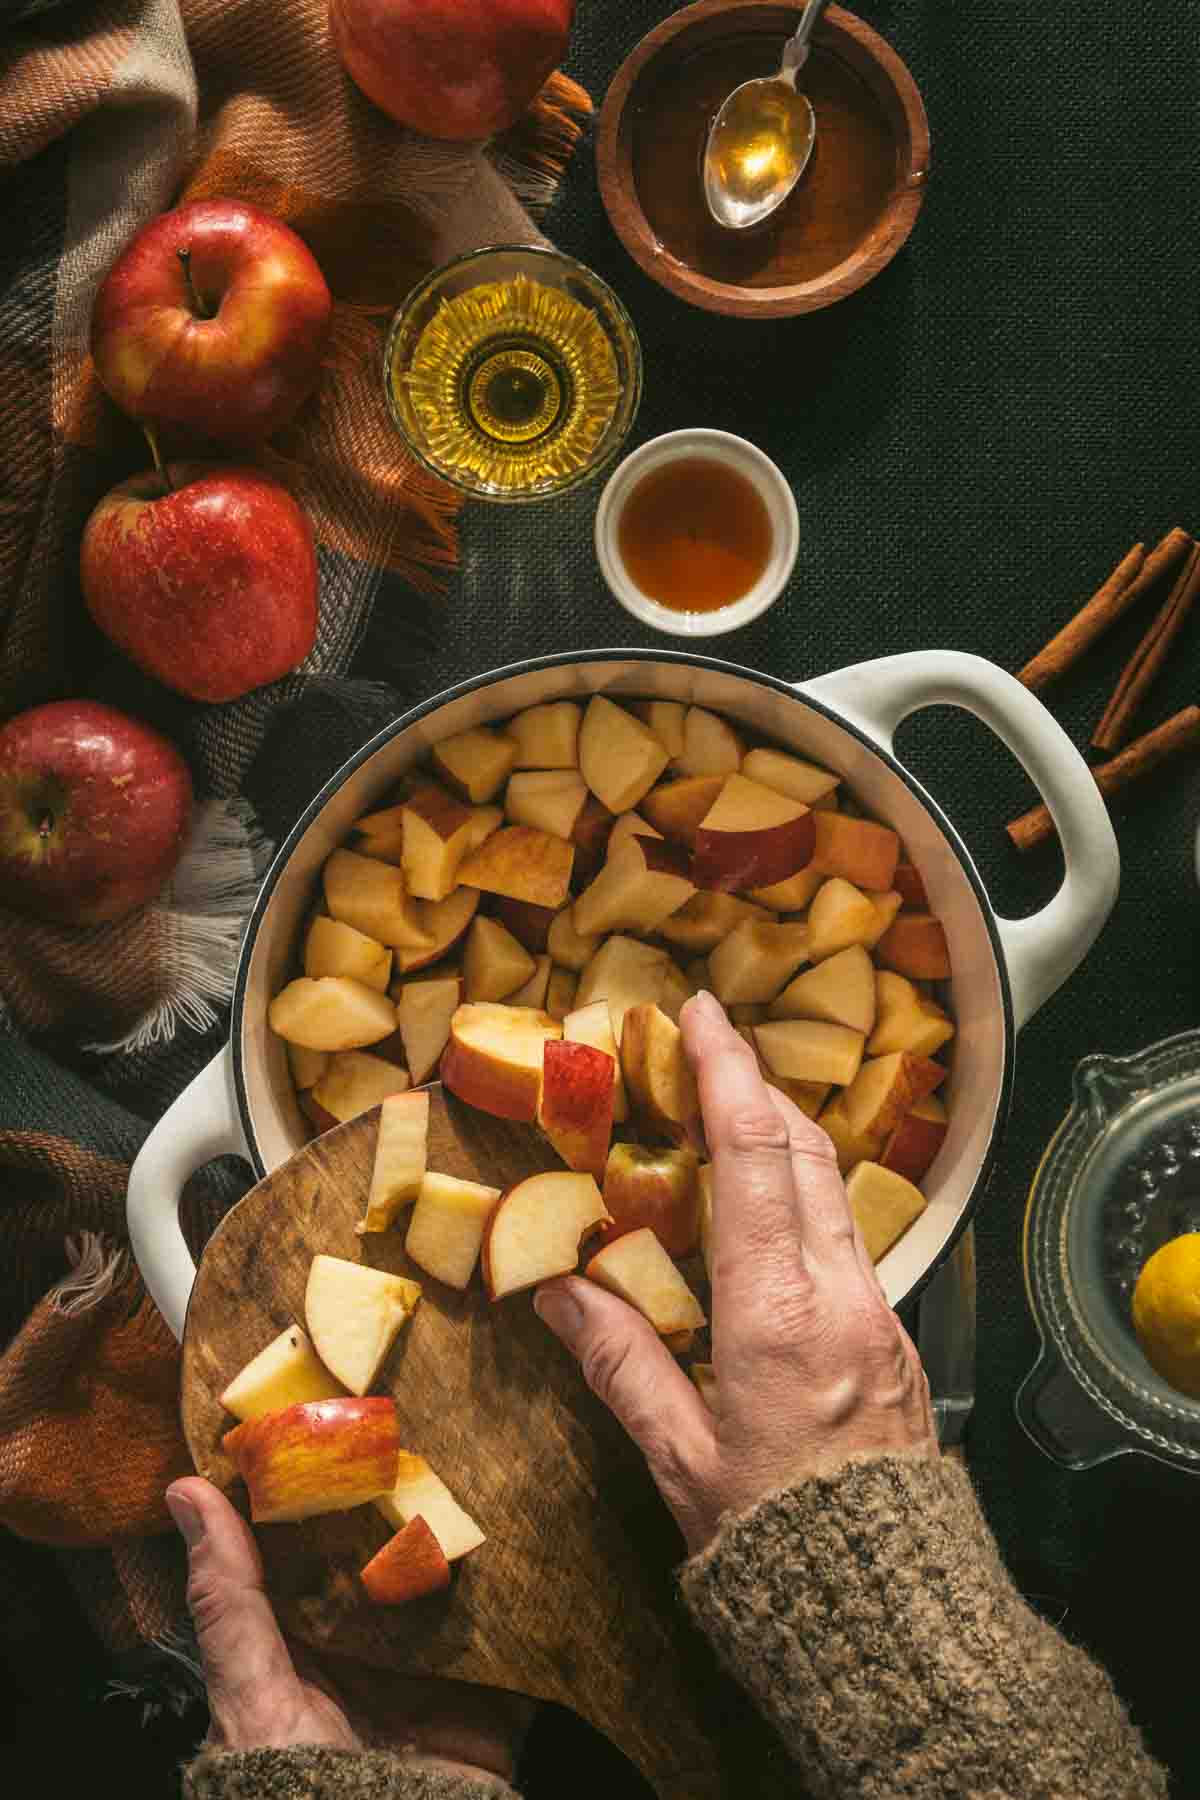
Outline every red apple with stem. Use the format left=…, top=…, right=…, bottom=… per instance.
left=80, top=462, right=318, bottom=703
left=329, top=0, right=574, bottom=142
left=0, top=700, right=192, bottom=926
left=91, top=199, right=331, bottom=447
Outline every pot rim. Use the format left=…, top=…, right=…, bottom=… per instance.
left=231, top=648, right=1015, bottom=1307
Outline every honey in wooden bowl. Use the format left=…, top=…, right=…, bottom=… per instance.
left=618, top=456, right=773, bottom=613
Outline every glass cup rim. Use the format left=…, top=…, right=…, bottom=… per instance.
left=382, top=242, right=644, bottom=505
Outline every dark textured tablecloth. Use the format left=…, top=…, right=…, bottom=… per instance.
left=365, top=3, right=1199, bottom=1788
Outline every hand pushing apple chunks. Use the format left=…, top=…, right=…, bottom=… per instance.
left=578, top=695, right=670, bottom=814
left=359, top=1089, right=430, bottom=1233
left=482, top=1170, right=611, bottom=1300
left=691, top=773, right=815, bottom=892
left=844, top=1162, right=928, bottom=1264
left=305, top=1254, right=421, bottom=1395
left=220, top=1324, right=345, bottom=1422
left=360, top=1514, right=450, bottom=1607
left=585, top=1227, right=706, bottom=1338
left=224, top=1396, right=401, bottom=1524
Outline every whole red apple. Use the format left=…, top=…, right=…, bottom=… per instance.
left=329, top=0, right=574, bottom=141
left=91, top=199, right=332, bottom=446
left=80, top=462, right=318, bottom=703
left=0, top=700, right=192, bottom=926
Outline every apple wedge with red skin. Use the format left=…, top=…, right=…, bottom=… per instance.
left=868, top=971, right=955, bottom=1058
left=585, top=1227, right=706, bottom=1336
left=0, top=699, right=191, bottom=926
left=223, top=1396, right=401, bottom=1524
left=564, top=998, right=627, bottom=1123
left=640, top=775, right=725, bottom=847
left=91, top=198, right=331, bottom=445
left=441, top=1002, right=562, bottom=1122
left=620, top=1002, right=701, bottom=1142
left=457, top=825, right=574, bottom=911
left=481, top=1170, right=610, bottom=1301
left=692, top=774, right=815, bottom=892
left=600, top=1142, right=699, bottom=1258
left=572, top=834, right=695, bottom=938
left=893, top=860, right=929, bottom=910
left=842, top=1050, right=946, bottom=1144
left=569, top=795, right=615, bottom=889
left=537, top=1039, right=615, bottom=1178
left=375, top=1452, right=485, bottom=1559
left=360, top=1514, right=450, bottom=1607
left=881, top=1094, right=948, bottom=1184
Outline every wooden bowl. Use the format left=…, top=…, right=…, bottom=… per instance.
left=597, top=0, right=930, bottom=318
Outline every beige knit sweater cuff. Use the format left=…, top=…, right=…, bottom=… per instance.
left=680, top=1452, right=1166, bottom=1800
left=183, top=1746, right=518, bottom=1800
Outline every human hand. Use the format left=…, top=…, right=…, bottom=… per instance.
left=534, top=990, right=937, bottom=1555
left=166, top=1476, right=530, bottom=1781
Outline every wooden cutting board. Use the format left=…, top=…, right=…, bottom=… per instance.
left=181, top=1086, right=790, bottom=1799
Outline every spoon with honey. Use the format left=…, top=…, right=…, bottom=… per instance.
left=702, top=0, right=833, bottom=231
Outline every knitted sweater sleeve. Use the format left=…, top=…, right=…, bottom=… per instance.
left=182, top=1748, right=517, bottom=1800
left=679, top=1452, right=1167, bottom=1800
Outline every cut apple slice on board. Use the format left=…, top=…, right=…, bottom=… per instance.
left=305, top=1254, right=421, bottom=1395
left=395, top=974, right=461, bottom=1085
left=224, top=1396, right=400, bottom=1524
left=844, top=1161, right=928, bottom=1263
left=360, top=1514, right=450, bottom=1607
left=457, top=825, right=574, bottom=910
left=578, top=695, right=670, bottom=814
left=441, top=1002, right=562, bottom=1122
left=358, top=1089, right=430, bottom=1233
left=482, top=1170, right=610, bottom=1300
left=585, top=1227, right=706, bottom=1336
left=600, top=1141, right=699, bottom=1258
left=313, top=1051, right=410, bottom=1123
left=219, top=1324, right=345, bottom=1422
left=269, top=976, right=397, bottom=1052
left=537, top=1038, right=615, bottom=1178
left=692, top=774, right=815, bottom=892
left=375, top=1451, right=486, bottom=1559
left=405, top=1170, right=502, bottom=1289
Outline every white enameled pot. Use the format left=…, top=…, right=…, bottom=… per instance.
left=128, top=650, right=1119, bottom=1339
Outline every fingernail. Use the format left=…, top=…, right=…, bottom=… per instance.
left=692, top=989, right=721, bottom=1019
left=166, top=1487, right=204, bottom=1548
left=534, top=1282, right=583, bottom=1342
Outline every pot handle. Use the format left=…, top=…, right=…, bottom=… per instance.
left=801, top=651, right=1119, bottom=1032
left=126, top=1046, right=247, bottom=1341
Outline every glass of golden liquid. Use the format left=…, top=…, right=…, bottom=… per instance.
left=384, top=244, right=642, bottom=504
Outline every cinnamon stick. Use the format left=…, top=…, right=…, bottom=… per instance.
left=1006, top=705, right=1200, bottom=852
left=1017, top=542, right=1145, bottom=692
left=1092, top=540, right=1200, bottom=752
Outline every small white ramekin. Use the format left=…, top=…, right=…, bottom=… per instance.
left=594, top=428, right=799, bottom=637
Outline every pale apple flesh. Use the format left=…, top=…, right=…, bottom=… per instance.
left=578, top=695, right=670, bottom=815
left=806, top=877, right=880, bottom=962
left=600, top=1141, right=699, bottom=1258
left=842, top=1051, right=946, bottom=1143
left=640, top=775, right=726, bottom=846
left=441, top=1002, right=562, bottom=1122
left=585, top=1227, right=706, bottom=1336
left=375, top=1451, right=486, bottom=1560
left=312, top=1051, right=410, bottom=1122
left=482, top=1170, right=610, bottom=1301
left=305, top=1254, right=421, bottom=1396
left=395, top=973, right=461, bottom=1084
left=401, top=782, right=477, bottom=901
left=457, top=825, right=574, bottom=910
left=675, top=705, right=743, bottom=777
left=844, top=1161, right=928, bottom=1264
left=868, top=971, right=955, bottom=1058
left=575, top=935, right=671, bottom=1044
left=506, top=954, right=551, bottom=1009
left=305, top=914, right=393, bottom=992
left=506, top=700, right=581, bottom=769
left=359, top=1088, right=430, bottom=1232
left=875, top=913, right=952, bottom=981
left=741, top=747, right=839, bottom=806
left=708, top=919, right=811, bottom=1006
left=620, top=1002, right=701, bottom=1141
left=323, top=848, right=433, bottom=952
left=658, top=890, right=768, bottom=954
left=537, top=1038, right=615, bottom=1178
left=768, top=943, right=877, bottom=1036
left=359, top=1514, right=450, bottom=1606
left=219, top=1325, right=344, bottom=1422
left=223, top=1396, right=400, bottom=1524
left=572, top=834, right=695, bottom=938
left=505, top=769, right=587, bottom=840
left=430, top=726, right=517, bottom=803
left=405, top=1170, right=502, bottom=1290
left=753, top=1018, right=866, bottom=1088
left=269, top=977, right=397, bottom=1052
left=547, top=905, right=602, bottom=971
left=692, top=774, right=815, bottom=892
left=393, top=885, right=479, bottom=974
left=463, top=915, right=536, bottom=1003
left=809, top=811, right=900, bottom=893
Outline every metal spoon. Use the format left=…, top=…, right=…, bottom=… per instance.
left=703, top=0, right=833, bottom=231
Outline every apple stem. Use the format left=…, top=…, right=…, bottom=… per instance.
left=176, top=246, right=212, bottom=319
left=37, top=810, right=54, bottom=840
left=143, top=425, right=173, bottom=494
